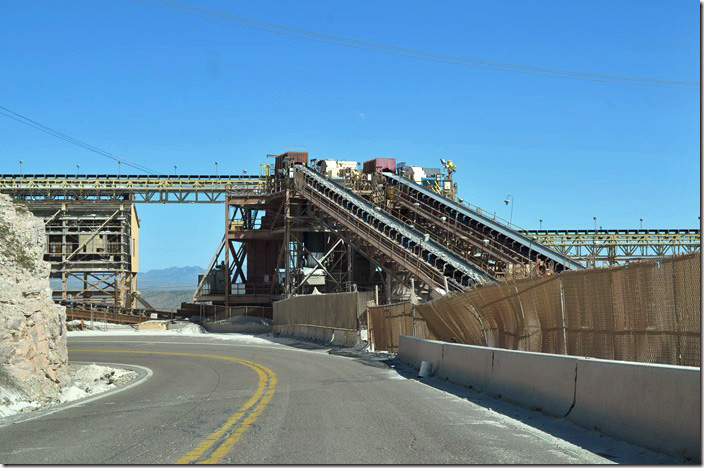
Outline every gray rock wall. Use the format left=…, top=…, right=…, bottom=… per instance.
left=0, top=194, right=68, bottom=404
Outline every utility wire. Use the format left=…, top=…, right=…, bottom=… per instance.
left=0, top=105, right=161, bottom=175
left=138, top=0, right=698, bottom=90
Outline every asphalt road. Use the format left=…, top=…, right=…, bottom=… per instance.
left=0, top=334, right=680, bottom=464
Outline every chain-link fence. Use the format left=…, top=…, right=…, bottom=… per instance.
left=367, top=302, right=435, bottom=352
left=273, top=291, right=373, bottom=331
left=415, top=253, right=700, bottom=367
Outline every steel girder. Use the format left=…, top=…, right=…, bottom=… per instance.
left=0, top=174, right=267, bottom=203
left=294, top=166, right=490, bottom=292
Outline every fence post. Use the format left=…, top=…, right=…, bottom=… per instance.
left=410, top=278, right=416, bottom=337
left=672, top=258, right=682, bottom=365
left=412, top=305, right=416, bottom=338
left=559, top=275, right=567, bottom=355
left=367, top=305, right=373, bottom=351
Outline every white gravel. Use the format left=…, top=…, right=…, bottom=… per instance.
left=0, top=387, right=41, bottom=417
left=66, top=319, right=136, bottom=332
left=0, top=363, right=137, bottom=419
left=67, top=321, right=207, bottom=337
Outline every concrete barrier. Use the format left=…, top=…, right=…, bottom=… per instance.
left=331, top=330, right=357, bottom=347
left=417, top=339, right=444, bottom=374
left=398, top=335, right=701, bottom=460
left=436, top=343, right=493, bottom=392
left=487, top=348, right=578, bottom=417
left=276, top=324, right=357, bottom=347
left=401, top=337, right=444, bottom=374
left=398, top=335, right=418, bottom=365
left=201, top=321, right=272, bottom=334
left=568, top=358, right=701, bottom=460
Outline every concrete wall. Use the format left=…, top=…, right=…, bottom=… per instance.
left=567, top=358, right=700, bottom=459
left=274, top=324, right=358, bottom=347
left=398, top=336, right=701, bottom=461
left=487, top=349, right=579, bottom=417
left=436, top=342, right=493, bottom=394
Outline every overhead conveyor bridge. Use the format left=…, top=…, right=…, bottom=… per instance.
left=0, top=174, right=267, bottom=203
left=294, top=166, right=492, bottom=293
left=382, top=172, right=584, bottom=276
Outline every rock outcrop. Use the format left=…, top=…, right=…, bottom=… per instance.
left=0, top=194, right=68, bottom=407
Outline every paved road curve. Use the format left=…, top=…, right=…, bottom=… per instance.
left=0, top=334, right=678, bottom=464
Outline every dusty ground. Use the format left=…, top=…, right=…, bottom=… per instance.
left=0, top=363, right=137, bottom=418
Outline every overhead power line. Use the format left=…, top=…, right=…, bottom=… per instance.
left=0, top=105, right=160, bottom=175
left=138, top=0, right=698, bottom=90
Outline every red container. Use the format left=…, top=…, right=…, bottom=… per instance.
left=363, top=158, right=396, bottom=174
left=247, top=239, right=280, bottom=284
left=275, top=152, right=308, bottom=172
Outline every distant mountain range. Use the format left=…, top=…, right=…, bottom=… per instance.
left=137, top=266, right=205, bottom=291
left=140, top=289, right=195, bottom=311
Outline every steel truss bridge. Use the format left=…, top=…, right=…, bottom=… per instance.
left=1, top=171, right=699, bottom=307
left=0, top=174, right=266, bottom=203
left=521, top=229, right=701, bottom=268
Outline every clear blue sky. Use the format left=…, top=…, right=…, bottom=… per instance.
left=1, top=0, right=699, bottom=271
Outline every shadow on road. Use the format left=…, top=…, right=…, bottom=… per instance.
left=385, top=357, right=689, bottom=465
left=251, top=333, right=688, bottom=465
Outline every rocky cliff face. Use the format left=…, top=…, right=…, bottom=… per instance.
left=0, top=194, right=68, bottom=406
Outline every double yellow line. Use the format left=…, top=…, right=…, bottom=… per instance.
left=72, top=349, right=277, bottom=464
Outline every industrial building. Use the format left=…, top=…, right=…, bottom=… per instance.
left=0, top=153, right=699, bottom=309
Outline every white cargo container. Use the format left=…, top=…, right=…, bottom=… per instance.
left=318, top=159, right=358, bottom=178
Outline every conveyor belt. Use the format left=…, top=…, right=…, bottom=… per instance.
left=0, top=174, right=267, bottom=203
left=383, top=173, right=584, bottom=273
left=295, top=166, right=492, bottom=292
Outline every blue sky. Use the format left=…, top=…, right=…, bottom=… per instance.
left=1, top=0, right=699, bottom=271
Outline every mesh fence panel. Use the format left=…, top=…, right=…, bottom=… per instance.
left=529, top=275, right=565, bottom=353
left=367, top=302, right=434, bottom=352
left=446, top=294, right=486, bottom=345
left=514, top=277, right=549, bottom=353
left=673, top=254, right=701, bottom=366
left=273, top=291, right=360, bottom=330
left=417, top=298, right=466, bottom=343
left=413, top=253, right=700, bottom=366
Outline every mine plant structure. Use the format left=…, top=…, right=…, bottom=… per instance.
left=0, top=152, right=700, bottom=309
